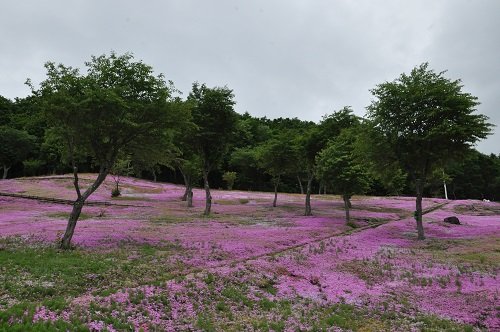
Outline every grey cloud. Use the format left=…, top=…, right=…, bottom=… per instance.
left=1, top=0, right=498, bottom=153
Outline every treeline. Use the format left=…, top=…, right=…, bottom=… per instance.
left=1, top=79, right=497, bottom=201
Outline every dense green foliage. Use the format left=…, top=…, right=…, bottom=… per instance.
left=0, top=126, right=36, bottom=179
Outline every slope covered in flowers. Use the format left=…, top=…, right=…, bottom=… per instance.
left=0, top=175, right=498, bottom=331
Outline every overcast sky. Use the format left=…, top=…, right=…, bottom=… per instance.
left=1, top=0, right=499, bottom=154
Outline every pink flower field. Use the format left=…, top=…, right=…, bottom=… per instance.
left=0, top=175, right=499, bottom=331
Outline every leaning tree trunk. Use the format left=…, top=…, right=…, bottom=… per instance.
left=415, top=178, right=425, bottom=240
left=60, top=166, right=110, bottom=249
left=304, top=173, right=313, bottom=216
left=203, top=169, right=212, bottom=215
left=60, top=198, right=85, bottom=249
left=297, top=175, right=304, bottom=194
left=2, top=165, right=10, bottom=179
left=343, top=194, right=351, bottom=224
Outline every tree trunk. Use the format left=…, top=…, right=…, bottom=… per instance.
left=203, top=169, right=212, bottom=215
left=187, top=186, right=193, bottom=207
left=304, top=173, right=313, bottom=216
left=323, top=186, right=327, bottom=195
left=60, top=199, right=84, bottom=249
left=297, top=175, right=304, bottom=194
left=60, top=166, right=110, bottom=249
left=181, top=171, right=189, bottom=201
left=2, top=165, right=10, bottom=179
left=152, top=169, right=157, bottom=182
left=343, top=194, right=350, bottom=224
left=415, top=178, right=425, bottom=240
left=273, top=183, right=278, bottom=207
left=318, top=184, right=322, bottom=195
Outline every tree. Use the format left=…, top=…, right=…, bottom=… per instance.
left=316, top=131, right=370, bottom=224
left=0, top=126, right=36, bottom=179
left=110, top=156, right=133, bottom=197
left=30, top=52, right=180, bottom=249
left=222, top=171, right=237, bottom=190
left=295, top=127, right=321, bottom=215
left=366, top=63, right=492, bottom=239
left=256, top=136, right=298, bottom=207
left=188, top=83, right=238, bottom=215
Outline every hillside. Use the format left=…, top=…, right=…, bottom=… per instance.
left=0, top=175, right=499, bottom=330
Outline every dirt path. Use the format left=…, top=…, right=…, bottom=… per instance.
left=0, top=191, right=150, bottom=208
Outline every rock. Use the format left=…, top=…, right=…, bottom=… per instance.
left=444, top=216, right=460, bottom=225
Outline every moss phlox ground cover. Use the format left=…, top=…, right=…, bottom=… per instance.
left=0, top=175, right=498, bottom=330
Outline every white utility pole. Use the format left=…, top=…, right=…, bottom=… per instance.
left=443, top=170, right=448, bottom=200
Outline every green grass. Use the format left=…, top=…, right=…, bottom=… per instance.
left=0, top=239, right=184, bottom=304
left=0, top=246, right=111, bottom=301
left=213, top=198, right=250, bottom=205
left=111, top=195, right=153, bottom=201
left=46, top=212, right=94, bottom=220
left=221, top=286, right=252, bottom=307
left=214, top=199, right=240, bottom=205
left=419, top=237, right=500, bottom=273
left=338, top=259, right=391, bottom=286
left=0, top=239, right=189, bottom=330
left=151, top=214, right=193, bottom=224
